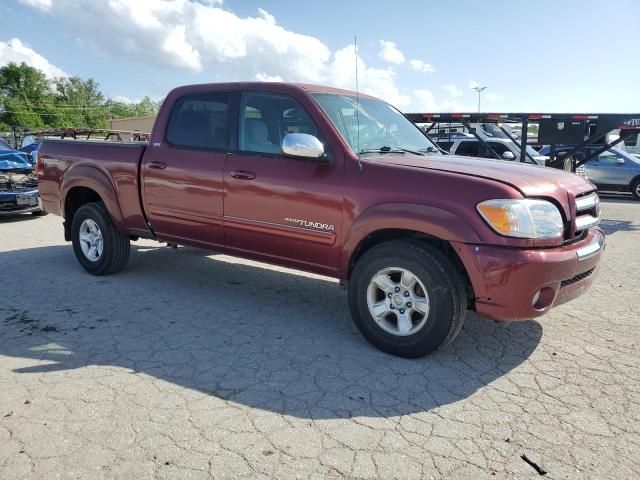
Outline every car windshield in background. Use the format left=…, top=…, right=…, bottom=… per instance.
left=480, top=123, right=510, bottom=139
left=0, top=139, right=14, bottom=151
left=311, top=93, right=441, bottom=155
left=611, top=147, right=640, bottom=163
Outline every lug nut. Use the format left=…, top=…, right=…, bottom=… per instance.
left=388, top=292, right=392, bottom=298
left=390, top=305, right=395, bottom=309
left=395, top=287, right=401, bottom=293
left=399, top=309, right=405, bottom=314
left=407, top=302, right=412, bottom=308
left=404, top=291, right=410, bottom=297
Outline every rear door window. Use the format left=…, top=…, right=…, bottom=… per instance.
left=455, top=141, right=479, bottom=156
left=166, top=92, right=230, bottom=150
left=437, top=141, right=453, bottom=152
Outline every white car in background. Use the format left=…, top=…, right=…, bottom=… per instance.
left=436, top=137, right=548, bottom=165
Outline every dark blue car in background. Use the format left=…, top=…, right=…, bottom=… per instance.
left=0, top=138, right=46, bottom=216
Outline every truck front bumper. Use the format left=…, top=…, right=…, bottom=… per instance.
left=453, top=228, right=605, bottom=321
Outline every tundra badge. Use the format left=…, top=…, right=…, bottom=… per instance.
left=284, top=217, right=335, bottom=232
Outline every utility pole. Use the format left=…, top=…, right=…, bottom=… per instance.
left=472, top=86, right=487, bottom=114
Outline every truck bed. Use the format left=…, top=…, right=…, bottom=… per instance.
left=38, top=139, right=150, bottom=235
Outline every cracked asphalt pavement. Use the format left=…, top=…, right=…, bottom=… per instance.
left=1, top=196, right=638, bottom=479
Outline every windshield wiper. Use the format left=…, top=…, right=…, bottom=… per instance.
left=359, top=146, right=425, bottom=156
left=397, top=147, right=425, bottom=156
left=359, top=146, right=405, bottom=154
left=419, top=146, right=448, bottom=155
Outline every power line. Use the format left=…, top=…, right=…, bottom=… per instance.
left=0, top=110, right=109, bottom=116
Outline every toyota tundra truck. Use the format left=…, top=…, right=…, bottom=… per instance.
left=37, top=82, right=604, bottom=358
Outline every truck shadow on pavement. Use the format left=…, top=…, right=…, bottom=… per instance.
left=598, top=218, right=639, bottom=235
left=0, top=244, right=542, bottom=419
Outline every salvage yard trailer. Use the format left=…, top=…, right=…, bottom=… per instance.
left=405, top=112, right=640, bottom=172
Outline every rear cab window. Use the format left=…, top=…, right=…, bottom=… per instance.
left=166, top=92, right=230, bottom=150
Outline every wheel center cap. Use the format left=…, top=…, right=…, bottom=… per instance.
left=393, top=294, right=403, bottom=306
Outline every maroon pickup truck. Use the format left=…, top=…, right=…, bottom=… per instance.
left=37, top=82, right=604, bottom=357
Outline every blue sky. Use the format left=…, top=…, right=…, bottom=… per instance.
left=1, top=0, right=639, bottom=112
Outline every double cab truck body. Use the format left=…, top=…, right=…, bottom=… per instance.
left=37, top=82, right=604, bottom=357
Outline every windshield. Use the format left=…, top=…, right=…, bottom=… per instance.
left=311, top=93, right=440, bottom=154
left=611, top=147, right=640, bottom=164
left=0, top=138, right=13, bottom=151
left=480, top=123, right=510, bottom=139
left=527, top=145, right=543, bottom=157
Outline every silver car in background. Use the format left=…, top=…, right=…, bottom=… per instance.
left=539, top=146, right=640, bottom=200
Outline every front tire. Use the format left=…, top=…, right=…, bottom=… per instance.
left=348, top=240, right=467, bottom=358
left=631, top=178, right=640, bottom=201
left=71, top=202, right=130, bottom=275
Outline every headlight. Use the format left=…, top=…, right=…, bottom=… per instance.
left=477, top=199, right=564, bottom=239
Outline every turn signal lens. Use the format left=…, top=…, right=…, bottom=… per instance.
left=476, top=204, right=513, bottom=235
left=477, top=199, right=564, bottom=239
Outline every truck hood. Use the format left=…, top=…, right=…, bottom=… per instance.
left=369, top=153, right=594, bottom=196
left=367, top=153, right=596, bottom=216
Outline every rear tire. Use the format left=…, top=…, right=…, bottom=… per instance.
left=71, top=202, right=130, bottom=275
left=348, top=240, right=467, bottom=358
left=632, top=178, right=640, bottom=201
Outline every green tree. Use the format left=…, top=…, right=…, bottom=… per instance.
left=0, top=63, right=159, bottom=131
left=53, top=77, right=108, bottom=128
left=133, top=96, right=160, bottom=116
left=104, top=96, right=160, bottom=120
left=0, top=62, right=58, bottom=129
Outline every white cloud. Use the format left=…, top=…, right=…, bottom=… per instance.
left=329, top=44, right=409, bottom=108
left=0, top=38, right=67, bottom=77
left=18, top=0, right=52, bottom=12
left=19, top=1, right=413, bottom=107
left=412, top=89, right=472, bottom=113
left=112, top=95, right=136, bottom=103
left=442, top=84, right=463, bottom=98
left=485, top=93, right=505, bottom=102
left=409, top=59, right=435, bottom=74
left=21, top=1, right=332, bottom=78
left=378, top=40, right=405, bottom=65
left=255, top=73, right=283, bottom=82
left=413, top=90, right=438, bottom=111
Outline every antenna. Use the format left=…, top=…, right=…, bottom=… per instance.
left=354, top=36, right=363, bottom=171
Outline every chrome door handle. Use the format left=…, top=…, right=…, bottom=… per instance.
left=230, top=170, right=256, bottom=180
left=148, top=161, right=167, bottom=169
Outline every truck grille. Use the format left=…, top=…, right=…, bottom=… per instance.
left=573, top=192, right=600, bottom=236
left=560, top=267, right=595, bottom=288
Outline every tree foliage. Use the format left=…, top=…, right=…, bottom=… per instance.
left=0, top=62, right=159, bottom=131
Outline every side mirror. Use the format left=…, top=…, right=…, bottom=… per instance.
left=282, top=133, right=325, bottom=160
left=501, top=151, right=516, bottom=160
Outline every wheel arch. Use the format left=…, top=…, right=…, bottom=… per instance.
left=61, top=165, right=125, bottom=241
left=340, top=203, right=480, bottom=302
